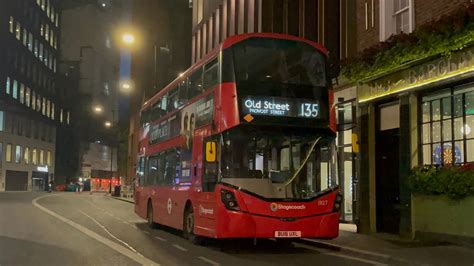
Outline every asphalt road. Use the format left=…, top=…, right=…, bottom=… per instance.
left=0, top=192, right=383, bottom=266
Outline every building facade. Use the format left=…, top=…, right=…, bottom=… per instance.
left=0, top=0, right=66, bottom=191
left=350, top=0, right=474, bottom=238
left=60, top=0, right=129, bottom=184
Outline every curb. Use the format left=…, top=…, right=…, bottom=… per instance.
left=107, top=194, right=135, bottom=204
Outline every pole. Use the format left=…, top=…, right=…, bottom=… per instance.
left=109, top=109, right=115, bottom=195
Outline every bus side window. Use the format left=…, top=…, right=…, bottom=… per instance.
left=188, top=68, right=203, bottom=99
left=168, top=87, right=179, bottom=111
left=204, top=57, right=219, bottom=89
left=178, top=79, right=188, bottom=105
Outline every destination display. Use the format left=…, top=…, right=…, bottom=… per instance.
left=242, top=96, right=319, bottom=118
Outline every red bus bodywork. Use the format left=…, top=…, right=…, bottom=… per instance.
left=134, top=33, right=340, bottom=240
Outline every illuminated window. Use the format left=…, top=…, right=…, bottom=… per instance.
left=47, top=100, right=50, bottom=118
left=6, top=77, right=11, bottom=95
left=47, top=151, right=51, bottom=166
left=34, top=39, right=39, bottom=57
left=421, top=86, right=474, bottom=165
left=32, top=148, right=37, bottom=165
left=24, top=147, right=30, bottom=165
left=42, top=97, right=46, bottom=115
left=67, top=111, right=70, bottom=125
left=12, top=80, right=18, bottom=99
left=15, top=22, right=21, bottom=40
left=9, top=17, right=14, bottom=33
left=380, top=0, right=414, bottom=41
left=51, top=103, right=55, bottom=120
left=39, top=150, right=44, bottom=165
left=36, top=94, right=41, bottom=112
left=32, top=91, right=36, bottom=110
left=6, top=144, right=12, bottom=163
left=15, top=145, right=22, bottom=163
left=60, top=109, right=63, bottom=123
left=25, top=87, right=31, bottom=107
left=0, top=111, right=4, bottom=132
left=19, top=83, right=25, bottom=104
left=28, top=32, right=33, bottom=51
left=23, top=28, right=27, bottom=46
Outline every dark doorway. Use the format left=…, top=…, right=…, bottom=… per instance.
left=5, top=171, right=28, bottom=191
left=375, top=103, right=401, bottom=234
left=32, top=172, right=48, bottom=192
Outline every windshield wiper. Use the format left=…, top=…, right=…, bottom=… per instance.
left=283, top=136, right=322, bottom=188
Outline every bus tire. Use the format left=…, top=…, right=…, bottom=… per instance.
left=147, top=200, right=159, bottom=229
left=183, top=205, right=203, bottom=245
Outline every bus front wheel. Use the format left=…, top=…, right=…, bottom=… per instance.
left=183, top=205, right=203, bottom=245
left=147, top=201, right=159, bottom=229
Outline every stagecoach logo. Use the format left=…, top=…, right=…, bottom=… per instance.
left=167, top=198, right=173, bottom=214
left=199, top=205, right=214, bottom=216
left=270, top=203, right=306, bottom=212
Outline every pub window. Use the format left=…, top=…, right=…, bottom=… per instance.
left=421, top=86, right=474, bottom=165
left=204, top=57, right=219, bottom=89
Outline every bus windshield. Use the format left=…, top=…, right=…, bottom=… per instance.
left=232, top=38, right=327, bottom=87
left=220, top=127, right=337, bottom=199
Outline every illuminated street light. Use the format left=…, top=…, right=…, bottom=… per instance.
left=105, top=121, right=112, bottom=128
left=94, top=106, right=103, bottom=114
left=122, top=33, right=135, bottom=45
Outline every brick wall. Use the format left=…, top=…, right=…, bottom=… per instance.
left=356, top=0, right=380, bottom=52
left=415, top=0, right=468, bottom=27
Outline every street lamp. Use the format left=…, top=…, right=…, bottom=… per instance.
left=104, top=121, right=112, bottom=128
left=94, top=106, right=103, bottom=114
left=122, top=33, right=135, bottom=45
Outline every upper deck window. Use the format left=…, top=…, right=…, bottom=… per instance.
left=232, top=38, right=327, bottom=87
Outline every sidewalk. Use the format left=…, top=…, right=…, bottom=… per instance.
left=301, top=227, right=474, bottom=265
left=108, top=193, right=134, bottom=204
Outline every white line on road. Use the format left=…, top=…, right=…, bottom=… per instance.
left=32, top=194, right=159, bottom=266
left=172, top=244, right=188, bottom=252
left=198, top=256, right=220, bottom=266
left=293, top=243, right=387, bottom=266
left=154, top=236, right=167, bottom=242
left=79, top=211, right=142, bottom=255
left=143, top=231, right=150, bottom=235
left=122, top=221, right=130, bottom=225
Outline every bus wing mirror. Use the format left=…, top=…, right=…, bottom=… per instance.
left=352, top=133, right=360, bottom=153
left=205, top=141, right=217, bottom=163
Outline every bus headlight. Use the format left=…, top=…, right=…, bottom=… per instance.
left=221, top=189, right=240, bottom=211
left=333, top=191, right=343, bottom=212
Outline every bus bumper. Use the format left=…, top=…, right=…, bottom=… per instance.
left=215, top=210, right=339, bottom=239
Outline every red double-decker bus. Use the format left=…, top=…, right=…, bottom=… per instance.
left=134, top=33, right=341, bottom=243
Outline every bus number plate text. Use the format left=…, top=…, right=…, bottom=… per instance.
left=274, top=231, right=301, bottom=238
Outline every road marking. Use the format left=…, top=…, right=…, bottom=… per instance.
left=198, top=256, right=220, bottom=266
left=172, top=244, right=188, bottom=252
left=122, top=221, right=130, bottom=225
left=143, top=231, right=150, bottom=235
left=32, top=194, right=159, bottom=266
left=79, top=211, right=142, bottom=255
left=154, top=236, right=167, bottom=242
left=301, top=238, right=391, bottom=259
left=294, top=243, right=387, bottom=266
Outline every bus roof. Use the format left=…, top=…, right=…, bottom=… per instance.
left=141, top=33, right=328, bottom=112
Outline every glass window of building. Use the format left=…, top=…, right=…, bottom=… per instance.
left=15, top=22, right=21, bottom=40
left=32, top=91, right=36, bottom=110
left=24, top=147, right=30, bottom=165
left=39, top=150, right=44, bottom=165
left=47, top=100, right=51, bottom=118
left=15, top=145, right=22, bottom=163
left=41, top=0, right=45, bottom=10
left=0, top=111, right=4, bottom=132
left=45, top=24, right=49, bottom=42
left=9, top=17, right=14, bottom=33
left=28, top=32, right=33, bottom=51
left=32, top=148, right=37, bottom=165
left=37, top=94, right=41, bottom=112
left=0, top=143, right=2, bottom=168
left=47, top=151, right=51, bottom=166
left=60, top=109, right=63, bottom=123
left=19, top=84, right=25, bottom=104
left=25, top=87, right=31, bottom=107
left=34, top=39, right=39, bottom=57
left=12, top=80, right=18, bottom=99
left=51, top=103, right=55, bottom=120
left=421, top=86, right=474, bottom=165
left=6, top=144, right=12, bottom=163
left=23, top=28, right=27, bottom=46
left=42, top=97, right=46, bottom=115
left=40, top=24, right=44, bottom=37
left=67, top=111, right=70, bottom=125
left=6, top=77, right=11, bottom=94
left=39, top=43, right=43, bottom=60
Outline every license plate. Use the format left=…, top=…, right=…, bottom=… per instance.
left=274, top=231, right=301, bottom=238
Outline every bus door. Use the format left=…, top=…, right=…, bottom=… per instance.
left=192, top=131, right=217, bottom=237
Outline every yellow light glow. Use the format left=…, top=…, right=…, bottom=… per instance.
left=105, top=121, right=112, bottom=127
left=122, top=34, right=135, bottom=45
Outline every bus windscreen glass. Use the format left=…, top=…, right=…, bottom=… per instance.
left=232, top=38, right=326, bottom=87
